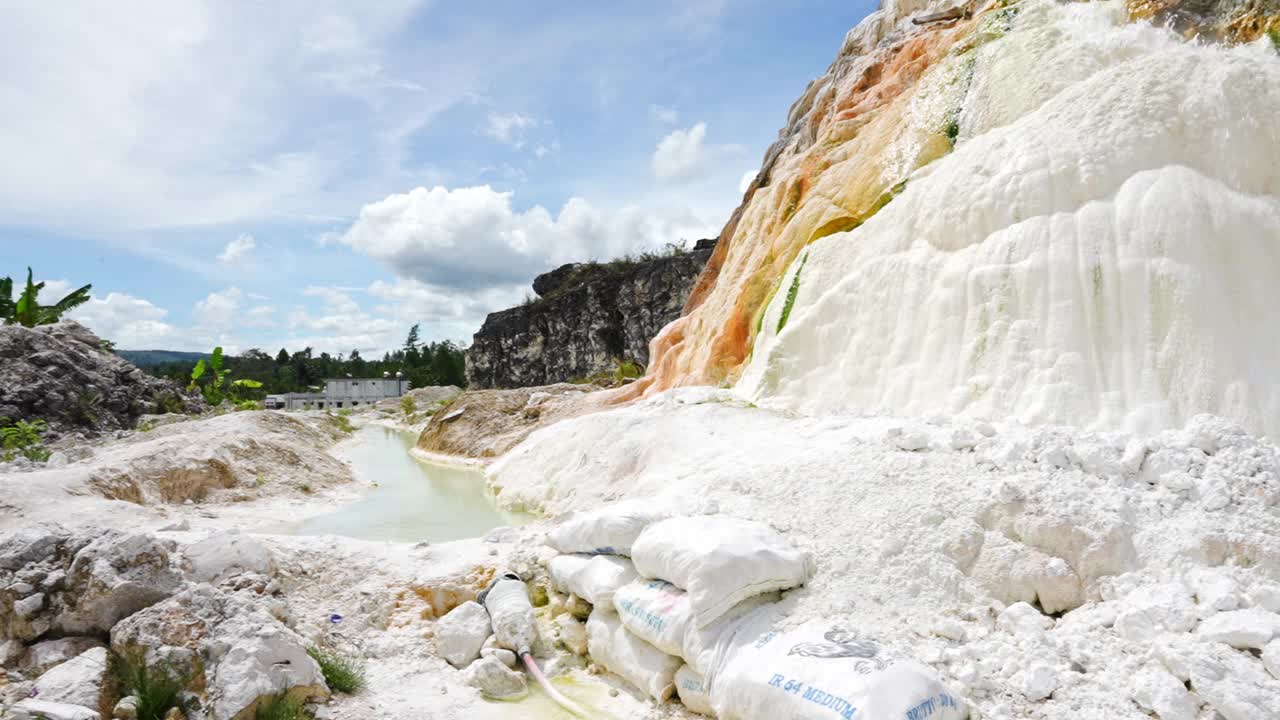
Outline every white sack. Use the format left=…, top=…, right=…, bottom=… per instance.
left=613, top=579, right=690, bottom=657
left=710, top=621, right=968, bottom=720
left=549, top=553, right=638, bottom=608
left=546, top=501, right=669, bottom=556
left=585, top=608, right=683, bottom=701
left=631, top=515, right=815, bottom=626
left=613, top=578, right=780, bottom=670
left=676, top=664, right=716, bottom=716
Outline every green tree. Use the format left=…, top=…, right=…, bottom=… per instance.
left=275, top=348, right=291, bottom=365
left=1, top=268, right=92, bottom=327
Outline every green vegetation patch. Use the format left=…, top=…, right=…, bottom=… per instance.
left=308, top=646, right=367, bottom=694
left=1, top=267, right=91, bottom=328
left=255, top=693, right=308, bottom=720
left=776, top=252, right=810, bottom=334
left=1, top=418, right=50, bottom=462
left=109, top=649, right=190, bottom=720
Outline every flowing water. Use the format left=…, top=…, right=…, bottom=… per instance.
left=283, top=425, right=530, bottom=542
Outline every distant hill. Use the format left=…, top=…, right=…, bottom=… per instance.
left=118, top=350, right=210, bottom=368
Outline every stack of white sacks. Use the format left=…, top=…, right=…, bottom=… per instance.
left=546, top=503, right=970, bottom=719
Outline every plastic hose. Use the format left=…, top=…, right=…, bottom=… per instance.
left=522, top=652, right=593, bottom=719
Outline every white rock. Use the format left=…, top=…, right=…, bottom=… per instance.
left=894, top=430, right=930, bottom=451
left=462, top=656, right=528, bottom=700
left=948, top=428, right=978, bottom=451
left=14, top=593, right=45, bottom=618
left=184, top=531, right=276, bottom=584
left=10, top=699, right=101, bottom=720
left=555, top=614, right=589, bottom=656
left=110, top=584, right=327, bottom=720
left=1188, top=568, right=1240, bottom=612
left=1114, top=583, right=1198, bottom=643
left=1250, top=584, right=1280, bottom=613
left=1131, top=663, right=1198, bottom=720
left=58, top=532, right=183, bottom=635
left=997, top=602, right=1053, bottom=638
left=1016, top=663, right=1059, bottom=701
left=1263, top=639, right=1280, bottom=680
left=480, top=647, right=517, bottom=668
left=23, top=637, right=105, bottom=675
left=32, top=647, right=107, bottom=710
left=113, top=696, right=139, bottom=719
left=434, top=601, right=492, bottom=668
left=1196, top=607, right=1280, bottom=650
left=1187, top=641, right=1280, bottom=720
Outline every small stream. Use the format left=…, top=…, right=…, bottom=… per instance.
left=282, top=425, right=529, bottom=542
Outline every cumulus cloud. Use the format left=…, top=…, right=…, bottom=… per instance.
left=67, top=293, right=181, bottom=349
left=739, top=169, right=759, bottom=194
left=483, top=112, right=537, bottom=149
left=218, top=234, right=257, bottom=263
left=339, top=185, right=712, bottom=290
left=649, top=104, right=679, bottom=124
left=652, top=122, right=746, bottom=183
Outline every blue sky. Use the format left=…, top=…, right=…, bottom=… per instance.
left=0, top=0, right=874, bottom=355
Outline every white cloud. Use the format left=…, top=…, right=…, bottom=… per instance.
left=218, top=234, right=257, bottom=263
left=739, top=169, right=758, bottom=194
left=0, top=1, right=460, bottom=231
left=67, top=293, right=182, bottom=349
left=533, top=140, right=561, bottom=159
left=483, top=112, right=537, bottom=149
left=653, top=122, right=710, bottom=182
left=649, top=104, right=679, bottom=124
left=339, top=185, right=714, bottom=290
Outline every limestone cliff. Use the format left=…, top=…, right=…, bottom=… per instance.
left=465, top=239, right=715, bottom=388
left=628, top=0, right=1280, bottom=437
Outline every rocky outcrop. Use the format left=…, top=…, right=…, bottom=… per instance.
left=111, top=584, right=328, bottom=720
left=0, top=321, right=203, bottom=438
left=465, top=240, right=716, bottom=389
left=415, top=383, right=603, bottom=461
left=0, top=526, right=327, bottom=720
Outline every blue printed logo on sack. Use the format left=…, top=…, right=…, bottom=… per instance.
left=789, top=629, right=893, bottom=674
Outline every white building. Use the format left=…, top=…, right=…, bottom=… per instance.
left=265, top=376, right=408, bottom=411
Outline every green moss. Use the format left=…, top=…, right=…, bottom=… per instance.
left=1269, top=27, right=1280, bottom=53
left=776, top=252, right=810, bottom=334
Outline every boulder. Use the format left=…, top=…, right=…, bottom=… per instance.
left=434, top=601, right=492, bottom=668
left=0, top=527, right=180, bottom=643
left=58, top=533, right=183, bottom=635
left=1187, top=640, right=1280, bottom=720
left=462, top=656, right=529, bottom=700
left=182, top=532, right=276, bottom=584
left=33, top=646, right=108, bottom=710
left=23, top=637, right=106, bottom=675
left=1197, top=607, right=1280, bottom=650
left=111, top=584, right=328, bottom=720
left=9, top=699, right=101, bottom=720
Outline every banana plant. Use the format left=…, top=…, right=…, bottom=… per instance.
left=189, top=346, right=263, bottom=406
left=1, top=268, right=92, bottom=327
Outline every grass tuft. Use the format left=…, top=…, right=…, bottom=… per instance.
left=776, top=252, right=809, bottom=334
left=254, top=693, right=307, bottom=720
left=308, top=646, right=366, bottom=694
left=110, top=648, right=189, bottom=720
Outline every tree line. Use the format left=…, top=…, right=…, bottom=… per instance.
left=145, top=324, right=467, bottom=395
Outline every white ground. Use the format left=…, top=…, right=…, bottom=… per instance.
left=491, top=387, right=1280, bottom=719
